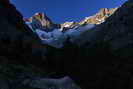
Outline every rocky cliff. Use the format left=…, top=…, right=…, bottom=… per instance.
left=79, top=8, right=118, bottom=25
left=26, top=12, right=60, bottom=32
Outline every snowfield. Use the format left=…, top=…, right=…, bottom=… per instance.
left=26, top=22, right=95, bottom=48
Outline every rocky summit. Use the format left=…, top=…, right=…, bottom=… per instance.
left=0, top=0, right=133, bottom=89
left=26, top=12, right=60, bottom=32
left=79, top=8, right=118, bottom=25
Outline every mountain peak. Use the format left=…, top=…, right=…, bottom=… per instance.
left=79, top=7, right=118, bottom=25
left=34, top=12, right=49, bottom=20
left=25, top=7, right=118, bottom=32
left=26, top=12, right=59, bottom=32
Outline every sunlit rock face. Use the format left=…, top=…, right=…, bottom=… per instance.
left=25, top=12, right=60, bottom=32
left=79, top=8, right=118, bottom=25
left=59, top=8, right=118, bottom=32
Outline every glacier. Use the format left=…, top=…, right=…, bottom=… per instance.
left=64, top=24, right=95, bottom=42
left=26, top=22, right=95, bottom=48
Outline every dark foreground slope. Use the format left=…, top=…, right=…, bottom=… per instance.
left=0, top=0, right=51, bottom=89
left=0, top=0, right=133, bottom=89
left=0, top=0, right=47, bottom=63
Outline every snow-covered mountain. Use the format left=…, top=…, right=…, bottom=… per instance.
left=60, top=21, right=79, bottom=32
left=25, top=8, right=117, bottom=48
left=26, top=21, right=95, bottom=48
